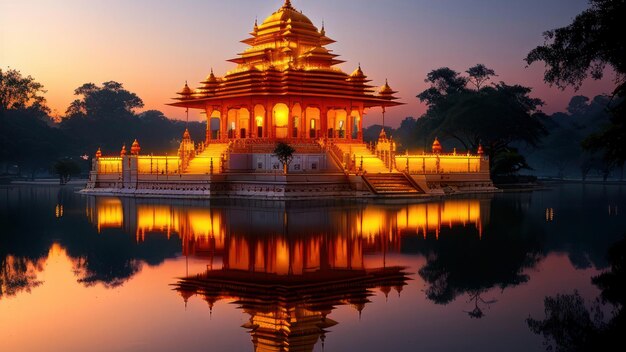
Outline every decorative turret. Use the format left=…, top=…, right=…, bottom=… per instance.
left=378, top=79, right=398, bottom=100
left=378, top=128, right=387, bottom=141
left=131, top=139, right=141, bottom=155
left=350, top=64, right=364, bottom=78
left=177, top=81, right=193, bottom=100
left=347, top=64, right=372, bottom=93
left=95, top=147, right=102, bottom=159
left=120, top=144, right=127, bottom=157
left=432, top=137, right=442, bottom=154
left=178, top=128, right=196, bottom=171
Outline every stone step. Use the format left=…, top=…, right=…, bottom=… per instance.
left=363, top=173, right=422, bottom=194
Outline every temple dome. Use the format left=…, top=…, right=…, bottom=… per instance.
left=261, top=0, right=314, bottom=27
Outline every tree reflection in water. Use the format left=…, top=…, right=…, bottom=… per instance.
left=0, top=255, right=43, bottom=299
left=418, top=196, right=545, bottom=316
left=527, top=236, right=626, bottom=352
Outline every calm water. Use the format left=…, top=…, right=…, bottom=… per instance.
left=1, top=184, right=625, bottom=352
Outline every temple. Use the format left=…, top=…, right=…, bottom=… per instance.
left=83, top=0, right=496, bottom=199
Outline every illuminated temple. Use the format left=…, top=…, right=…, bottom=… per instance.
left=84, top=0, right=495, bottom=199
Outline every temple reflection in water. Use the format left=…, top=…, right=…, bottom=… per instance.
left=85, top=196, right=489, bottom=351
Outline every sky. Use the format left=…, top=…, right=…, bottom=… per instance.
left=0, top=0, right=615, bottom=128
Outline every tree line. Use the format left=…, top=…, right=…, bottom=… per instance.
left=0, top=72, right=205, bottom=178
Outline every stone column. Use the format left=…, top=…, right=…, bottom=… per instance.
left=320, top=107, right=328, bottom=139
left=220, top=106, right=228, bottom=141
left=247, top=106, right=253, bottom=138
left=267, top=102, right=274, bottom=139
left=301, top=107, right=307, bottom=140
left=358, top=107, right=364, bottom=141
left=287, top=103, right=294, bottom=139
left=205, top=106, right=214, bottom=144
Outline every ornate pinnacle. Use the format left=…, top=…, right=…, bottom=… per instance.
left=283, top=0, right=293, bottom=9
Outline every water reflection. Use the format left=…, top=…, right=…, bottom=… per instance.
left=85, top=196, right=490, bottom=349
left=528, top=236, right=626, bottom=351
left=1, top=184, right=626, bottom=351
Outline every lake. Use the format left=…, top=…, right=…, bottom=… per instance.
left=1, top=184, right=625, bottom=352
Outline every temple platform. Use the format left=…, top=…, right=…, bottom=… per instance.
left=83, top=140, right=498, bottom=200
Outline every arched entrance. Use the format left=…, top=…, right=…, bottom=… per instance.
left=273, top=103, right=289, bottom=139
left=292, top=103, right=302, bottom=138
left=351, top=110, right=361, bottom=139
left=254, top=104, right=265, bottom=138
left=305, top=107, right=320, bottom=139
left=210, top=110, right=221, bottom=140
left=227, top=109, right=238, bottom=139
left=239, top=108, right=250, bottom=139
left=326, top=109, right=347, bottom=139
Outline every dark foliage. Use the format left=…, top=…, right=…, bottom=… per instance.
left=527, top=236, right=626, bottom=352
left=526, top=0, right=626, bottom=170
left=273, top=142, right=295, bottom=173
left=52, top=158, right=81, bottom=184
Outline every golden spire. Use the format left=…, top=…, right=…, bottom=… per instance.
left=320, top=20, right=326, bottom=36
left=283, top=0, right=293, bottom=9
left=131, top=139, right=141, bottom=155
left=432, top=137, right=442, bottom=154
left=350, top=63, right=364, bottom=77
left=177, top=80, right=193, bottom=100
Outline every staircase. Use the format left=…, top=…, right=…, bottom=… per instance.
left=184, top=143, right=229, bottom=174
left=363, top=173, right=423, bottom=194
left=334, top=143, right=390, bottom=173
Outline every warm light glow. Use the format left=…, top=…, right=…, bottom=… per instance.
left=97, top=158, right=123, bottom=174
left=137, top=156, right=181, bottom=174
left=396, top=154, right=483, bottom=173
left=273, top=103, right=289, bottom=127
left=228, top=238, right=250, bottom=271
left=136, top=205, right=179, bottom=240
left=274, top=239, right=290, bottom=275
left=95, top=198, right=123, bottom=232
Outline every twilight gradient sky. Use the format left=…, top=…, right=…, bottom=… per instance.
left=0, top=0, right=615, bottom=127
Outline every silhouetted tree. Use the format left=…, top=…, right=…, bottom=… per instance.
left=526, top=0, right=626, bottom=171
left=274, top=142, right=295, bottom=174
left=413, top=65, right=545, bottom=176
left=466, top=64, right=497, bottom=90
left=0, top=68, right=48, bottom=114
left=65, top=81, right=143, bottom=119
left=52, top=158, right=81, bottom=184
left=417, top=67, right=468, bottom=107
left=567, top=96, right=591, bottom=115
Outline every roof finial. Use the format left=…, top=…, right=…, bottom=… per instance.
left=320, top=20, right=326, bottom=36
left=253, top=17, right=258, bottom=31
left=283, top=0, right=292, bottom=9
